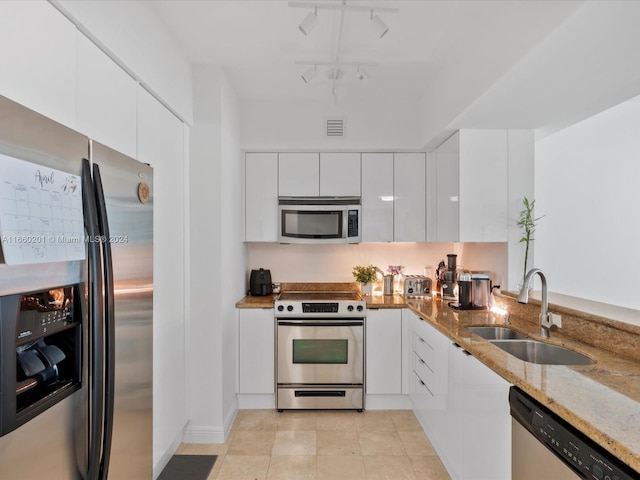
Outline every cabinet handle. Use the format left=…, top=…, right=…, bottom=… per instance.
left=418, top=358, right=426, bottom=365
left=453, top=342, right=471, bottom=355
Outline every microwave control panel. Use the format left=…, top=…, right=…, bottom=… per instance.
left=347, top=210, right=359, bottom=238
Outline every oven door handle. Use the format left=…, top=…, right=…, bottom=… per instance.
left=277, top=320, right=364, bottom=327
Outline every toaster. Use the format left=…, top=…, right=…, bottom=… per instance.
left=404, top=276, right=432, bottom=297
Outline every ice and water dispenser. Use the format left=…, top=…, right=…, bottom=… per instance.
left=0, top=284, right=82, bottom=435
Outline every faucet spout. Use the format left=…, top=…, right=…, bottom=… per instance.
left=518, top=268, right=552, bottom=339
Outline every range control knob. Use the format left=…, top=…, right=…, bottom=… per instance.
left=357, top=305, right=364, bottom=312
left=277, top=305, right=284, bottom=312
left=287, top=305, right=294, bottom=312
left=347, top=305, right=354, bottom=312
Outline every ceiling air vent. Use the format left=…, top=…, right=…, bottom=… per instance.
left=326, top=118, right=345, bottom=137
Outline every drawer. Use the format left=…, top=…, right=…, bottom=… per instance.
left=413, top=331, right=438, bottom=367
left=413, top=351, right=435, bottom=386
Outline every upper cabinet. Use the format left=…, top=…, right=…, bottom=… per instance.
left=433, top=130, right=509, bottom=242
left=278, top=152, right=361, bottom=197
left=76, top=32, right=138, bottom=159
left=394, top=153, right=426, bottom=242
left=0, top=1, right=76, bottom=128
left=246, top=153, right=278, bottom=242
left=362, top=153, right=394, bottom=242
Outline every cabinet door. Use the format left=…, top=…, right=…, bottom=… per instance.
left=366, top=309, right=402, bottom=394
left=245, top=153, right=278, bottom=241
left=394, top=153, right=426, bottom=241
left=76, top=32, right=137, bottom=158
left=320, top=153, right=361, bottom=196
left=278, top=153, right=319, bottom=196
left=0, top=1, right=76, bottom=127
left=239, top=309, right=275, bottom=394
left=362, top=153, right=393, bottom=242
left=435, top=132, right=460, bottom=242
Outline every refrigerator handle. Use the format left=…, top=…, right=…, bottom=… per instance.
left=82, top=159, right=104, bottom=480
left=92, top=164, right=115, bottom=480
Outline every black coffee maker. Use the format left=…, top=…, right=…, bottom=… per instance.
left=249, top=268, right=273, bottom=296
left=438, top=254, right=458, bottom=300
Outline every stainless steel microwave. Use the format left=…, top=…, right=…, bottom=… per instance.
left=278, top=197, right=361, bottom=244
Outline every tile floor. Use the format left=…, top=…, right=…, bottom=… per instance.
left=176, top=409, right=451, bottom=480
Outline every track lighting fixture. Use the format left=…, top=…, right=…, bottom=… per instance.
left=298, top=7, right=318, bottom=36
left=301, top=65, right=317, bottom=84
left=356, top=66, right=367, bottom=81
left=370, top=10, right=389, bottom=39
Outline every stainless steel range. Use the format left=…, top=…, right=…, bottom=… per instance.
left=275, top=291, right=365, bottom=411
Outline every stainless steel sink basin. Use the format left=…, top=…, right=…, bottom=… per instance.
left=467, top=326, right=530, bottom=340
left=490, top=340, right=595, bottom=365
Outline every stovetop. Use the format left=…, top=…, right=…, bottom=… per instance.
left=275, top=291, right=365, bottom=317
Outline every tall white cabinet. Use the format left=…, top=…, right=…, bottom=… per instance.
left=394, top=153, right=426, bottom=242
left=361, top=153, right=394, bottom=242
left=245, top=153, right=278, bottom=242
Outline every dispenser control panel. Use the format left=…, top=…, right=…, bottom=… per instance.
left=16, top=285, right=78, bottom=343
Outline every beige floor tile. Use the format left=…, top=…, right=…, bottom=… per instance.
left=316, top=430, right=361, bottom=456
left=272, top=430, right=317, bottom=455
left=355, top=411, right=396, bottom=432
left=389, top=410, right=423, bottom=431
left=363, top=456, right=417, bottom=480
left=316, top=455, right=366, bottom=480
left=277, top=411, right=318, bottom=430
left=236, top=410, right=278, bottom=431
left=227, top=430, right=276, bottom=455
left=207, top=454, right=224, bottom=480
left=176, top=442, right=231, bottom=455
left=409, top=455, right=451, bottom=480
left=397, top=430, right=437, bottom=456
left=316, top=411, right=359, bottom=431
left=358, top=431, right=406, bottom=456
left=266, top=455, right=316, bottom=480
left=214, top=455, right=270, bottom=480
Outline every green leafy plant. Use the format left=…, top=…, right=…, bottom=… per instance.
left=352, top=264, right=378, bottom=285
left=517, top=197, right=544, bottom=284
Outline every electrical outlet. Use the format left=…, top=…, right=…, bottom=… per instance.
left=550, top=313, right=562, bottom=328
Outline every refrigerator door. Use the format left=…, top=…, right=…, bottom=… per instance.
left=0, top=97, right=89, bottom=478
left=92, top=141, right=153, bottom=479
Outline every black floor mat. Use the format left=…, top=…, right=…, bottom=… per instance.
left=158, top=454, right=217, bottom=480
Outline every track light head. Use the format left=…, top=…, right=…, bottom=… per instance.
left=299, top=7, right=318, bottom=36
left=301, top=65, right=317, bottom=84
left=370, top=10, right=389, bottom=39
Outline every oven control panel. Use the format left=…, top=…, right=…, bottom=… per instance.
left=275, top=301, right=366, bottom=317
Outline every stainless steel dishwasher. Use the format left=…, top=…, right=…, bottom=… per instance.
left=509, top=387, right=638, bottom=480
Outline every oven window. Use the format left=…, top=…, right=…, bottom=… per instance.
left=282, top=210, right=342, bottom=238
left=293, top=339, right=348, bottom=364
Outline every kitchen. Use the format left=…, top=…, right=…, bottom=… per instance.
left=0, top=1, right=639, bottom=479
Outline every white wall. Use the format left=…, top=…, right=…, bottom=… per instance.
left=186, top=66, right=244, bottom=443
left=536, top=95, right=640, bottom=311
left=241, top=97, right=423, bottom=151
left=247, top=242, right=506, bottom=291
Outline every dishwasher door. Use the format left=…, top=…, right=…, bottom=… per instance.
left=509, top=387, right=638, bottom=480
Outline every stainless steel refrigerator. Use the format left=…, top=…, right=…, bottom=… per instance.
left=0, top=96, right=153, bottom=479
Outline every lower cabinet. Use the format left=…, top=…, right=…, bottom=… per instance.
left=238, top=308, right=274, bottom=394
left=366, top=308, right=402, bottom=394
left=410, top=312, right=511, bottom=480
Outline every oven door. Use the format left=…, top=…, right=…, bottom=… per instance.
left=277, top=319, right=364, bottom=385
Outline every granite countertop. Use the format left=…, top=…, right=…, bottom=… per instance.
left=235, top=289, right=640, bottom=471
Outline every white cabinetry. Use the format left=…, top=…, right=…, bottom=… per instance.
left=394, top=153, right=426, bottom=242
left=278, top=152, right=319, bottom=196
left=320, top=153, right=361, bottom=197
left=238, top=309, right=274, bottom=394
left=245, top=153, right=278, bottom=241
left=409, top=310, right=511, bottom=480
left=278, top=152, right=361, bottom=197
left=361, top=153, right=394, bottom=242
left=366, top=309, right=402, bottom=394
left=76, top=32, right=137, bottom=158
left=0, top=1, right=76, bottom=128
left=433, top=130, right=509, bottom=242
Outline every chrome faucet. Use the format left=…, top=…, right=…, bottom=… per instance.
left=518, top=268, right=556, bottom=339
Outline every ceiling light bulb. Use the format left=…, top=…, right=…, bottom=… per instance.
left=302, top=65, right=317, bottom=84
left=370, top=10, right=389, bottom=39
left=299, top=7, right=318, bottom=36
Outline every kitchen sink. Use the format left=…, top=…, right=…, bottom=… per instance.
left=490, top=339, right=595, bottom=365
left=467, top=326, right=530, bottom=340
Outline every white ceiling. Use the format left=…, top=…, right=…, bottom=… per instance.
left=149, top=0, right=583, bottom=104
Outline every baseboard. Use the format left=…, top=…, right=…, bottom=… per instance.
left=365, top=394, right=412, bottom=410
left=237, top=393, right=276, bottom=409
left=182, top=401, right=239, bottom=444
left=153, top=421, right=188, bottom=478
